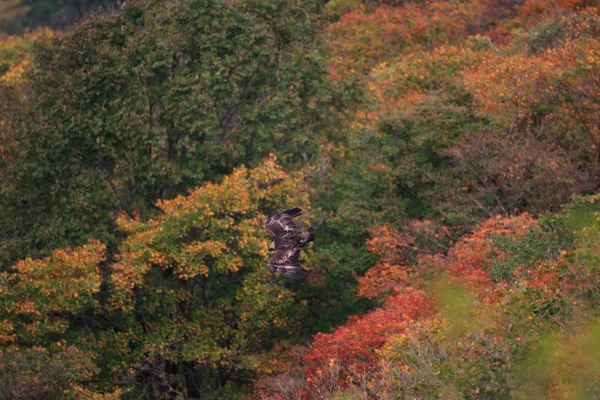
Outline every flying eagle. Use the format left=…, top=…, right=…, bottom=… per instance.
left=264, top=207, right=314, bottom=279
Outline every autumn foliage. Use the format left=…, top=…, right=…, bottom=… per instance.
left=0, top=241, right=108, bottom=398
left=107, top=156, right=312, bottom=397
left=0, top=27, right=54, bottom=84
left=0, top=156, right=315, bottom=398
left=3, top=0, right=600, bottom=398
left=260, top=198, right=600, bottom=399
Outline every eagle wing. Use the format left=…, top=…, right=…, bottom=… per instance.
left=269, top=248, right=301, bottom=266
left=265, top=207, right=312, bottom=280
left=264, top=207, right=302, bottom=238
left=269, top=248, right=309, bottom=279
left=273, top=265, right=310, bottom=279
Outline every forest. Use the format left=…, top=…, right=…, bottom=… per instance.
left=1, top=0, right=600, bottom=398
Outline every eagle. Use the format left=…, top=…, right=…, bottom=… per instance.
left=264, top=207, right=314, bottom=279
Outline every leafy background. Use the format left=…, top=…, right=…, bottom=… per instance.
left=2, top=0, right=600, bottom=398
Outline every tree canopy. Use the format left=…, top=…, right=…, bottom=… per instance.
left=0, top=0, right=347, bottom=267
left=2, top=0, right=600, bottom=398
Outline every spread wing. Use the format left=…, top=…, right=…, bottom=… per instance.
left=265, top=208, right=312, bottom=280
left=269, top=248, right=309, bottom=279
left=264, top=207, right=302, bottom=238
left=269, top=248, right=300, bottom=266
left=272, top=265, right=310, bottom=279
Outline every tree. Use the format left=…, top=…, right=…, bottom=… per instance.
left=0, top=155, right=318, bottom=398
left=106, top=155, right=312, bottom=398
left=0, top=240, right=110, bottom=398
left=1, top=0, right=345, bottom=267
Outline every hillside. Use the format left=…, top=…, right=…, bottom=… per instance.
left=0, top=0, right=114, bottom=36
left=1, top=0, right=600, bottom=398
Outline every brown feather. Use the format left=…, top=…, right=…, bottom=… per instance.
left=264, top=208, right=314, bottom=280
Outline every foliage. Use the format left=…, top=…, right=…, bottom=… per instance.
left=105, top=155, right=315, bottom=398
left=0, top=345, right=107, bottom=400
left=4, top=0, right=600, bottom=398
left=0, top=240, right=105, bottom=344
left=0, top=156, right=325, bottom=398
left=0, top=241, right=108, bottom=398
left=358, top=221, right=451, bottom=299
left=325, top=0, right=483, bottom=79
left=321, top=5, right=600, bottom=255
left=0, top=0, right=346, bottom=267
left=0, top=27, right=53, bottom=83
left=261, top=195, right=600, bottom=399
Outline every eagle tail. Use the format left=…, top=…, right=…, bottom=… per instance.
left=298, top=226, right=314, bottom=246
